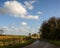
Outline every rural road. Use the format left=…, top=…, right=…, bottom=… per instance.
left=22, top=40, right=60, bottom=48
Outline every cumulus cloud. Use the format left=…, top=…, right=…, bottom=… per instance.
left=4, top=1, right=27, bottom=16
left=24, top=0, right=36, bottom=10
left=20, top=15, right=39, bottom=20
left=24, top=1, right=33, bottom=10
left=37, top=11, right=43, bottom=14
left=30, top=0, right=36, bottom=3
left=21, top=22, right=27, bottom=26
left=27, top=15, right=39, bottom=19
left=0, top=0, right=39, bottom=20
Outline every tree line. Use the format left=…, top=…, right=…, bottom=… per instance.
left=39, top=17, right=60, bottom=40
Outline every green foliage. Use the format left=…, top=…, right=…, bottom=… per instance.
left=19, top=39, right=35, bottom=47
left=40, top=17, right=60, bottom=40
left=42, top=39, right=60, bottom=46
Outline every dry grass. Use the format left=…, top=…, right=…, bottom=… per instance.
left=0, top=35, right=25, bottom=40
left=0, top=35, right=26, bottom=46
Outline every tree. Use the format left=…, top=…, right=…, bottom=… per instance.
left=32, top=33, right=37, bottom=37
left=29, top=33, right=31, bottom=36
left=39, top=17, right=60, bottom=40
left=0, top=29, right=4, bottom=35
left=28, top=33, right=31, bottom=39
left=38, top=32, right=41, bottom=38
left=0, top=29, right=5, bottom=47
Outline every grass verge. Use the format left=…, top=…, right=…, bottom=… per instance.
left=40, top=38, right=60, bottom=47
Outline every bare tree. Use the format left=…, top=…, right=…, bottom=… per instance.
left=0, top=28, right=5, bottom=47
left=0, top=29, right=4, bottom=35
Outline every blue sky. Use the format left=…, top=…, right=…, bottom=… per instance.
left=0, top=0, right=60, bottom=35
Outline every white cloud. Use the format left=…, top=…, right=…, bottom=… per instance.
left=0, top=0, right=39, bottom=20
left=26, top=15, right=39, bottom=20
left=24, top=1, right=34, bottom=10
left=20, top=15, right=39, bottom=20
left=0, top=1, right=27, bottom=16
left=37, top=11, right=43, bottom=14
left=30, top=0, right=36, bottom=4
left=21, top=22, right=27, bottom=26
left=4, top=1, right=27, bottom=16
left=24, top=0, right=36, bottom=10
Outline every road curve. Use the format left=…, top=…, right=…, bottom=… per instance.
left=22, top=40, right=60, bottom=48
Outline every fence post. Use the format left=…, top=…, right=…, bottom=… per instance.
left=13, top=36, right=15, bottom=45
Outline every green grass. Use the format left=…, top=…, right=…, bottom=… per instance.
left=46, top=40, right=60, bottom=46
left=41, top=39, right=60, bottom=46
left=19, top=39, right=35, bottom=47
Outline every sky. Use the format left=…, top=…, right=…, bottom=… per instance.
left=0, top=0, right=60, bottom=35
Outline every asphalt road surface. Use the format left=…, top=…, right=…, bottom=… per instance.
left=22, top=40, right=60, bottom=48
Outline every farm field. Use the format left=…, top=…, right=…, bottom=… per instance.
left=0, top=35, right=26, bottom=39
left=0, top=35, right=35, bottom=48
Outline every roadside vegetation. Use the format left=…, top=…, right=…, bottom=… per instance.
left=40, top=38, right=60, bottom=47
left=0, top=35, right=35, bottom=48
left=46, top=39, right=60, bottom=46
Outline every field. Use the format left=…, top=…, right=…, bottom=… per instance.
left=0, top=35, right=26, bottom=39
left=0, top=35, right=35, bottom=48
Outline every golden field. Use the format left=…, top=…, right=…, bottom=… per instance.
left=0, top=35, right=26, bottom=40
left=0, top=35, right=27, bottom=46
